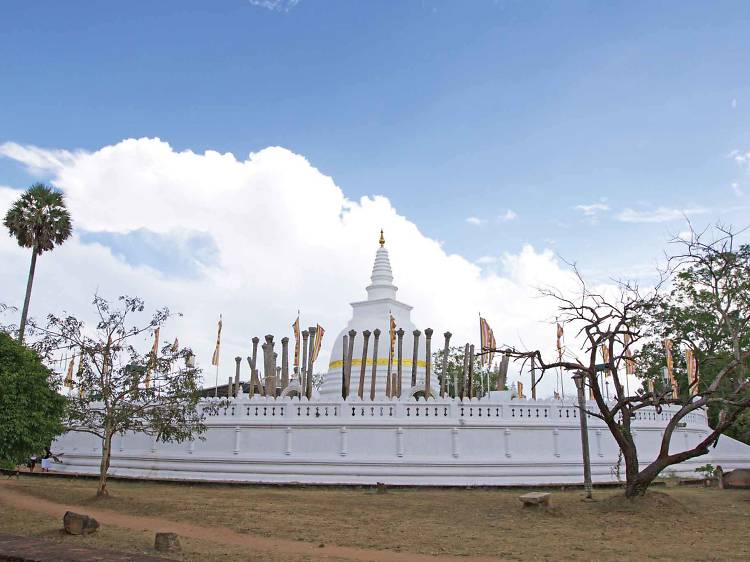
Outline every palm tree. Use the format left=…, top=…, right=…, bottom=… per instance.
left=4, top=183, right=72, bottom=342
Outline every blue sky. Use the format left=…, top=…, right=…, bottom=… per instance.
left=2, top=0, right=750, bottom=276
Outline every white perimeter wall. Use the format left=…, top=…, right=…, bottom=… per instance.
left=52, top=395, right=750, bottom=486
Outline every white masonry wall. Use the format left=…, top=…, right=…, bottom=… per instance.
left=52, top=394, right=750, bottom=486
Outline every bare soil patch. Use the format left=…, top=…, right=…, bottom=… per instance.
left=2, top=476, right=750, bottom=561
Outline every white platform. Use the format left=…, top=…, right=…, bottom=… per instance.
left=52, top=394, right=750, bottom=485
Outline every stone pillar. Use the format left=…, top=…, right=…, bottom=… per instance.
left=441, top=332, right=451, bottom=398
left=275, top=366, right=281, bottom=395
left=468, top=344, right=475, bottom=399
left=396, top=328, right=404, bottom=397
left=342, top=334, right=349, bottom=399
left=250, top=337, right=259, bottom=372
left=234, top=356, right=242, bottom=397
left=411, top=330, right=421, bottom=389
left=264, top=335, right=276, bottom=397
left=359, top=330, right=371, bottom=399
left=281, top=337, right=290, bottom=389
left=301, top=330, right=309, bottom=399
left=461, top=343, right=470, bottom=400
left=424, top=328, right=433, bottom=399
left=306, top=326, right=316, bottom=399
left=370, top=329, right=381, bottom=401
left=530, top=356, right=537, bottom=400
left=346, top=330, right=356, bottom=399
left=498, top=354, right=509, bottom=391
left=227, top=376, right=233, bottom=397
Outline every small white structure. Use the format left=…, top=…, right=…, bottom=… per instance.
left=52, top=236, right=750, bottom=485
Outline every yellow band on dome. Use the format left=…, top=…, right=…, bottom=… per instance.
left=328, top=358, right=426, bottom=369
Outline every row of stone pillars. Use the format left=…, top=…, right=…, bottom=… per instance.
left=227, top=326, right=321, bottom=400
left=338, top=329, right=512, bottom=400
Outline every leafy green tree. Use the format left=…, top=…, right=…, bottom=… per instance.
left=491, top=225, right=750, bottom=497
left=433, top=346, right=497, bottom=398
left=31, top=295, right=219, bottom=496
left=0, top=332, right=66, bottom=469
left=4, top=183, right=72, bottom=342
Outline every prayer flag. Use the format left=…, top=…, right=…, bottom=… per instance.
left=664, top=338, right=677, bottom=397
left=517, top=380, right=524, bottom=399
left=624, top=334, right=636, bottom=375
left=64, top=356, right=74, bottom=388
left=685, top=347, right=699, bottom=391
left=556, top=323, right=564, bottom=359
left=211, top=315, right=222, bottom=366
left=311, top=324, right=325, bottom=363
left=600, top=344, right=611, bottom=377
left=170, top=337, right=179, bottom=353
left=479, top=316, right=496, bottom=366
left=292, top=315, right=300, bottom=368
left=146, top=327, right=160, bottom=389
left=389, top=313, right=396, bottom=361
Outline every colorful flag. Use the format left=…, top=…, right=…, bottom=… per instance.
left=145, top=327, right=160, bottom=389
left=292, top=314, right=300, bottom=369
left=664, top=338, right=677, bottom=397
left=624, top=333, right=636, bottom=375
left=517, top=381, right=524, bottom=399
left=685, top=347, right=699, bottom=391
left=170, top=337, right=179, bottom=353
left=479, top=316, right=496, bottom=366
left=389, top=313, right=396, bottom=361
left=64, top=356, right=75, bottom=389
left=556, top=323, right=564, bottom=360
left=600, top=344, right=611, bottom=377
left=211, top=315, right=222, bottom=366
left=311, top=324, right=325, bottom=363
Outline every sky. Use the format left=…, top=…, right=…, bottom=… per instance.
left=1, top=1, right=749, bottom=396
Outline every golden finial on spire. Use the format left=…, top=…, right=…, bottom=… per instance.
left=379, top=229, right=385, bottom=247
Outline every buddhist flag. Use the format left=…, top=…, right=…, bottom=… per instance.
left=64, top=356, right=75, bottom=389
left=389, top=313, right=396, bottom=361
left=479, top=316, right=496, bottom=366
left=600, top=344, right=611, bottom=377
left=145, top=327, right=160, bottom=389
left=170, top=337, right=179, bottom=353
left=685, top=348, right=699, bottom=391
left=664, top=338, right=677, bottom=397
left=311, top=324, right=325, bottom=363
left=556, top=323, right=564, bottom=360
left=211, top=315, right=222, bottom=366
left=517, top=381, right=524, bottom=399
left=624, top=333, right=636, bottom=375
left=292, top=315, right=300, bottom=369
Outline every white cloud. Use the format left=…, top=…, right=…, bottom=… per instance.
left=616, top=206, right=710, bottom=223
left=475, top=255, right=498, bottom=265
left=575, top=202, right=609, bottom=216
left=730, top=149, right=750, bottom=167
left=466, top=216, right=485, bottom=226
left=1, top=138, right=598, bottom=397
left=248, top=0, right=300, bottom=12
left=731, top=182, right=743, bottom=197
left=499, top=209, right=517, bottom=222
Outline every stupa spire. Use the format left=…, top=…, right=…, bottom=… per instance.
left=366, top=230, right=397, bottom=301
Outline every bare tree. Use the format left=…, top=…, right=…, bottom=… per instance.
left=487, top=225, right=750, bottom=497
left=31, top=295, right=220, bottom=496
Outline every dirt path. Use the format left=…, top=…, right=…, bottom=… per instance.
left=0, top=481, right=502, bottom=562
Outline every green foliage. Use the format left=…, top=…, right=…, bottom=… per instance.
left=30, top=294, right=220, bottom=493
left=0, top=332, right=66, bottom=469
left=433, top=346, right=497, bottom=397
left=3, top=183, right=72, bottom=253
left=694, top=463, right=715, bottom=478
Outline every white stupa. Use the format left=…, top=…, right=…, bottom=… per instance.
left=319, top=231, right=439, bottom=399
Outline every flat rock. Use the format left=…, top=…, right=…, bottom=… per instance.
left=154, top=532, right=181, bottom=552
left=63, top=511, right=100, bottom=535
left=723, top=468, right=750, bottom=489
left=519, top=492, right=551, bottom=507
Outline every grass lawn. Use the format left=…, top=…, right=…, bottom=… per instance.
left=2, top=475, right=750, bottom=561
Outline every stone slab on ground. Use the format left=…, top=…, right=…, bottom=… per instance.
left=518, top=492, right=551, bottom=507
left=0, top=533, right=170, bottom=562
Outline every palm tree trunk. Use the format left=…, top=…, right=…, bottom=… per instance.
left=18, top=246, right=38, bottom=343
